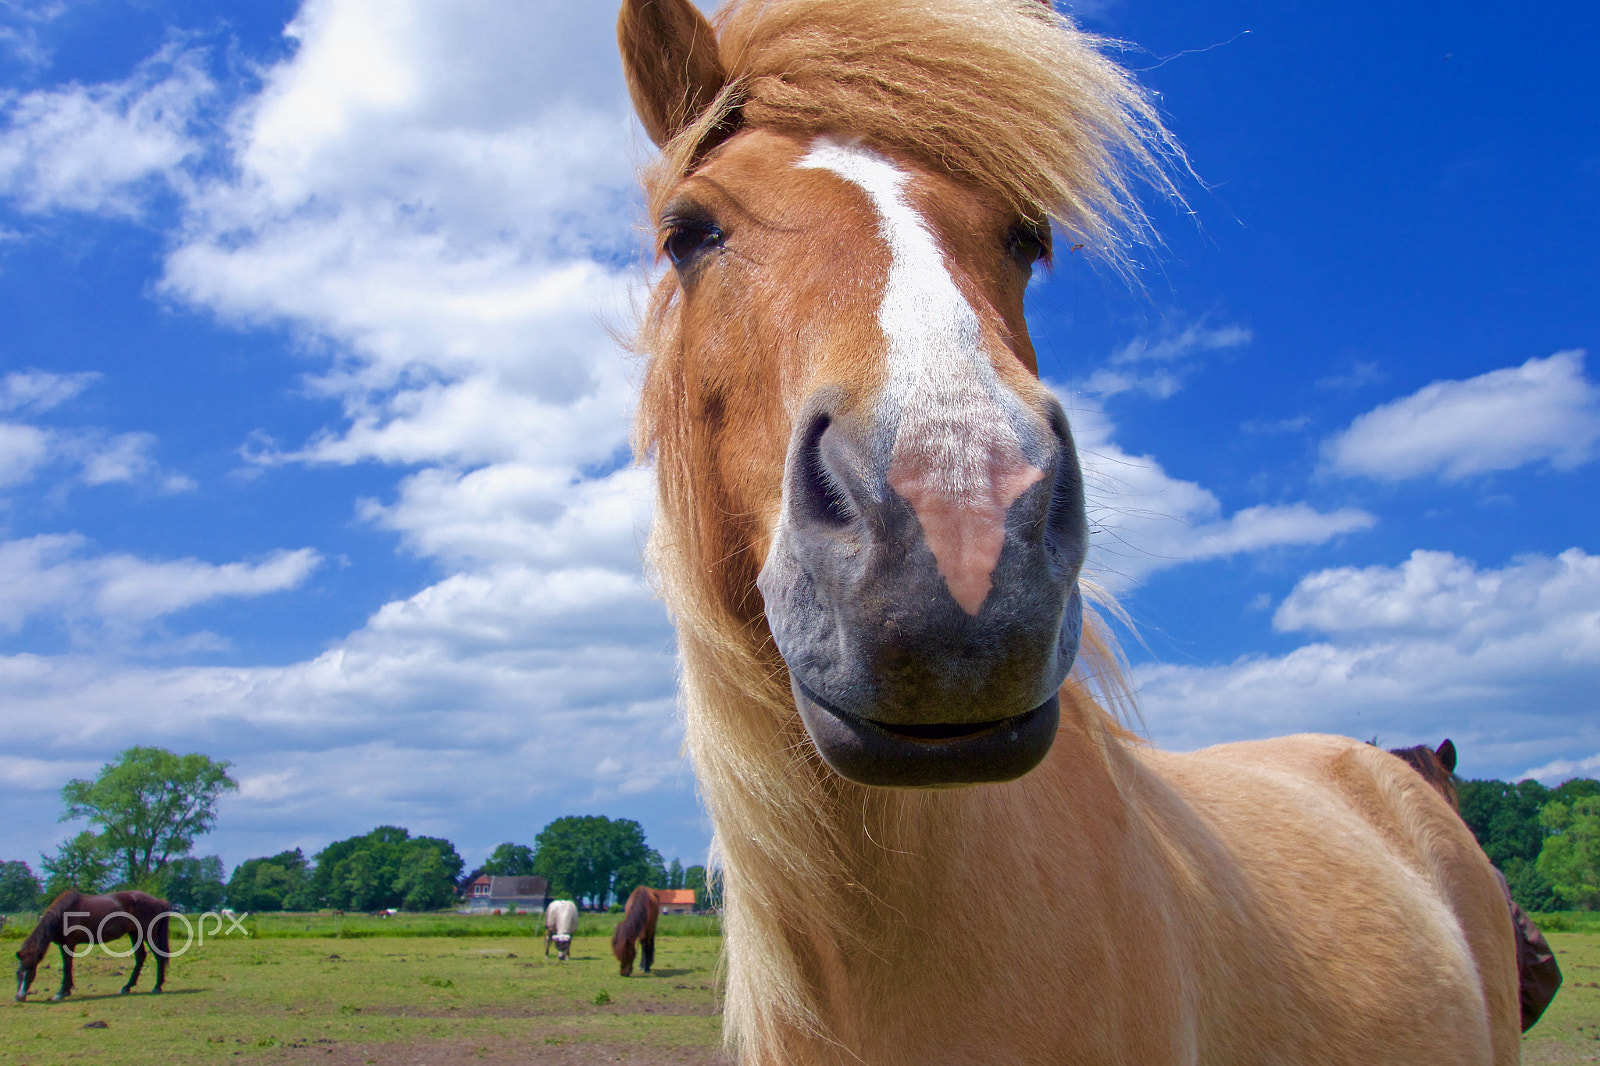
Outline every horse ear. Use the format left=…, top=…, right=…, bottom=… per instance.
left=1435, top=739, right=1457, bottom=774
left=618, top=0, right=727, bottom=148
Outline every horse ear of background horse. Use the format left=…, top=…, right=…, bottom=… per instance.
left=617, top=0, right=727, bottom=148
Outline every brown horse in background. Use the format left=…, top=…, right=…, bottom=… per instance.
left=15, top=890, right=170, bottom=1001
left=610, top=886, right=659, bottom=976
left=1387, top=739, right=1563, bottom=1031
left=620, top=0, right=1521, bottom=1061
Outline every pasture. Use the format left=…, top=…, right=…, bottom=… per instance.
left=1, top=916, right=1595, bottom=1063
left=1, top=915, right=726, bottom=1065
left=0, top=909, right=1593, bottom=1056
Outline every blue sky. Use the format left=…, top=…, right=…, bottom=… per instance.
left=2, top=0, right=1596, bottom=878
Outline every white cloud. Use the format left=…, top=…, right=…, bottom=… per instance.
left=1062, top=400, right=1375, bottom=585
left=0, top=421, right=48, bottom=487
left=0, top=369, right=98, bottom=412
left=0, top=1, right=698, bottom=870
left=1518, top=752, right=1600, bottom=785
left=1079, top=319, right=1251, bottom=400
left=363, top=463, right=651, bottom=571
left=1135, top=548, right=1600, bottom=778
left=0, top=45, right=211, bottom=215
left=1321, top=350, right=1600, bottom=482
left=0, top=534, right=322, bottom=631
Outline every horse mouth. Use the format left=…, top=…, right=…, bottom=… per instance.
left=791, top=680, right=1059, bottom=788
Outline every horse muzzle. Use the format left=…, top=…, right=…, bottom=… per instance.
left=759, top=390, right=1088, bottom=788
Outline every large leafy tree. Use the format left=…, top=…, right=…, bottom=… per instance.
left=1458, top=778, right=1550, bottom=868
left=160, top=856, right=227, bottom=912
left=227, top=849, right=314, bottom=912
left=0, top=860, right=43, bottom=912
left=60, top=748, right=237, bottom=883
left=481, top=843, right=537, bottom=877
left=1538, top=797, right=1600, bottom=910
left=39, top=831, right=116, bottom=897
left=532, top=816, right=666, bottom=909
left=310, top=827, right=463, bottom=912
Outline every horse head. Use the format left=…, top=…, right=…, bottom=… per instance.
left=15, top=944, right=42, bottom=1001
left=613, top=936, right=637, bottom=977
left=620, top=0, right=1171, bottom=788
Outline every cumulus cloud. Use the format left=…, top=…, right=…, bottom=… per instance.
left=0, top=45, right=211, bottom=215
left=1321, top=350, right=1600, bottom=482
left=0, top=534, right=322, bottom=632
left=1135, top=548, right=1600, bottom=778
left=0, top=0, right=694, bottom=869
left=1061, top=400, right=1375, bottom=585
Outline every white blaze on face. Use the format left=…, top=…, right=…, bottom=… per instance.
left=798, top=138, right=1045, bottom=615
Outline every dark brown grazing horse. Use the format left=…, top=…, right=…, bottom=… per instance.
left=610, top=886, right=660, bottom=976
left=14, top=890, right=171, bottom=1002
left=1386, top=740, right=1563, bottom=1031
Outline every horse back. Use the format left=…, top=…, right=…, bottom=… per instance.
left=1137, top=735, right=1519, bottom=1064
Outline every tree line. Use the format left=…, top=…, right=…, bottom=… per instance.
left=0, top=747, right=707, bottom=915
left=1459, top=775, right=1599, bottom=911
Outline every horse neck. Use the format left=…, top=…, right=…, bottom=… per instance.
left=20, top=894, right=74, bottom=958
left=684, top=636, right=1148, bottom=1054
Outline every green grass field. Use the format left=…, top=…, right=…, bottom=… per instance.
left=1, top=915, right=1595, bottom=1064
left=1, top=921, right=727, bottom=1066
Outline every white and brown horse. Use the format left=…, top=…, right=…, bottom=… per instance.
left=620, top=0, right=1520, bottom=1062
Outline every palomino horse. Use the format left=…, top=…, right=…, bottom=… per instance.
left=15, top=890, right=170, bottom=1001
left=610, top=887, right=659, bottom=977
left=543, top=899, right=579, bottom=960
left=619, top=0, right=1520, bottom=1062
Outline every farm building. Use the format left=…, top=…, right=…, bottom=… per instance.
left=657, top=888, right=697, bottom=915
left=460, top=875, right=550, bottom=914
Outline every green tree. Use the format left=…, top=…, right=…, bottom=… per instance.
left=311, top=827, right=463, bottom=912
left=1537, top=797, right=1600, bottom=910
left=226, top=849, right=313, bottom=912
left=684, top=864, right=710, bottom=912
left=1550, top=778, right=1600, bottom=808
left=40, top=831, right=115, bottom=897
left=532, top=816, right=664, bottom=909
left=481, top=843, right=537, bottom=877
left=668, top=858, right=684, bottom=890
left=0, top=860, right=43, bottom=912
left=60, top=748, right=237, bottom=883
left=1458, top=778, right=1550, bottom=867
left=160, top=855, right=227, bottom=912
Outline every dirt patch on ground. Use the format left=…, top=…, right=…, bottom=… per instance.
left=275, top=1036, right=732, bottom=1065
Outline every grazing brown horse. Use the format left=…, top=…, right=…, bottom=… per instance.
left=610, top=887, right=659, bottom=977
left=15, top=890, right=171, bottom=1002
left=620, top=0, right=1520, bottom=1062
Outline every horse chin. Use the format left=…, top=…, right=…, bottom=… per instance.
left=792, top=681, right=1060, bottom=788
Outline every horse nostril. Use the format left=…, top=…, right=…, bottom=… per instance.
left=793, top=414, right=855, bottom=530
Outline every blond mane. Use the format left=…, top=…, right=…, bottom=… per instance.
left=629, top=2, right=1174, bottom=1055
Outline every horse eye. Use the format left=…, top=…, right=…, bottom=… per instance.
left=662, top=220, right=724, bottom=269
left=1007, top=222, right=1052, bottom=272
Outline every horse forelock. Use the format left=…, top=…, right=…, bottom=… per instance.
left=645, top=0, right=1183, bottom=270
